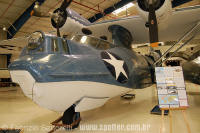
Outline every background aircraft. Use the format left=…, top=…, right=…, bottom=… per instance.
left=48, top=0, right=200, bottom=44
left=166, top=45, right=200, bottom=84
left=0, top=0, right=200, bottom=129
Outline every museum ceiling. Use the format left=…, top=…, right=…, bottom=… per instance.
left=0, top=0, right=200, bottom=38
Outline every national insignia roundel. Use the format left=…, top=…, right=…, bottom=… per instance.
left=101, top=51, right=129, bottom=83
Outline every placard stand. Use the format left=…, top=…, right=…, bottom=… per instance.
left=155, top=66, right=190, bottom=133
left=160, top=108, right=191, bottom=133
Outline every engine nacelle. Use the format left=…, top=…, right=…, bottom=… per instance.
left=136, top=0, right=172, bottom=29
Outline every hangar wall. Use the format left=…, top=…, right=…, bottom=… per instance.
left=0, top=30, right=11, bottom=79
left=0, top=55, right=7, bottom=68
left=0, top=30, right=7, bottom=41
left=0, top=30, right=8, bottom=68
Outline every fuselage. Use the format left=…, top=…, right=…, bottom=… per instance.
left=8, top=31, right=154, bottom=112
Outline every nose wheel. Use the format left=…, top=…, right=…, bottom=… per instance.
left=62, top=105, right=81, bottom=129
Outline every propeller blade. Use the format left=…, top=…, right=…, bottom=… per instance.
left=148, top=3, right=159, bottom=43
left=57, top=25, right=61, bottom=37
left=54, top=0, right=73, bottom=37
left=60, top=0, right=73, bottom=11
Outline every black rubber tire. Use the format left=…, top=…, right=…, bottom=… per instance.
left=62, top=105, right=80, bottom=129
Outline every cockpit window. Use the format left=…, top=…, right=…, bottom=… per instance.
left=51, top=38, right=59, bottom=52
left=27, top=31, right=44, bottom=50
left=70, top=35, right=114, bottom=50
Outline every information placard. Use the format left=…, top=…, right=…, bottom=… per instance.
left=155, top=66, right=188, bottom=109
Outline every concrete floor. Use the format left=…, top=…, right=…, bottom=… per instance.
left=0, top=82, right=199, bottom=133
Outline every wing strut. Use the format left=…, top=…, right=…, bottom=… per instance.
left=153, top=21, right=200, bottom=66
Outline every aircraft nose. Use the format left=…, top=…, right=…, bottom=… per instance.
left=9, top=58, right=35, bottom=99
left=8, top=57, right=32, bottom=70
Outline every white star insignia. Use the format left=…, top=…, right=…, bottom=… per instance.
left=103, top=52, right=128, bottom=80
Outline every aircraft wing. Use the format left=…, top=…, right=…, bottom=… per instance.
left=86, top=5, right=200, bottom=44
left=1, top=4, right=200, bottom=55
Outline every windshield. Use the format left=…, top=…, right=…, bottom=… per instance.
left=70, top=35, right=114, bottom=50
left=27, top=31, right=44, bottom=50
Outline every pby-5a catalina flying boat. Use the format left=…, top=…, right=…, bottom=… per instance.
left=0, top=0, right=200, bottom=129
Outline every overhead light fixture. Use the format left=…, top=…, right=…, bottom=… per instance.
left=112, top=3, right=134, bottom=15
left=2, top=26, right=12, bottom=36
left=2, top=27, right=7, bottom=31
left=34, top=2, right=40, bottom=10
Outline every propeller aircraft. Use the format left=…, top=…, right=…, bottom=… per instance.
left=0, top=0, right=200, bottom=129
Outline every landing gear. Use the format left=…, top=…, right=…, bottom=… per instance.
left=48, top=105, right=81, bottom=133
left=62, top=105, right=81, bottom=129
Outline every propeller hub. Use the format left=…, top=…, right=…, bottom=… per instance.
left=51, top=8, right=67, bottom=28
left=138, top=0, right=165, bottom=11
